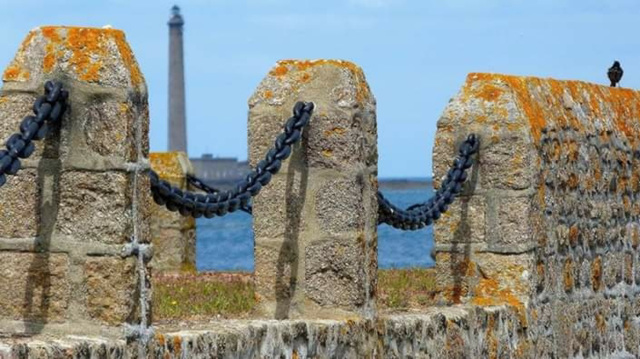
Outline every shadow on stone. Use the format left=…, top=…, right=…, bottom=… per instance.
left=275, top=138, right=309, bottom=319
left=21, top=101, right=63, bottom=335
left=449, top=158, right=480, bottom=303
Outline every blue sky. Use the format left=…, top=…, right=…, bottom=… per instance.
left=1, top=0, right=639, bottom=178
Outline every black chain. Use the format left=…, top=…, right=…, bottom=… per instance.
left=186, top=174, right=252, bottom=215
left=150, top=101, right=314, bottom=218
left=377, top=134, right=479, bottom=230
left=0, top=81, right=68, bottom=188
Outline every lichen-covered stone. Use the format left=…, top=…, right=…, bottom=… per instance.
left=0, top=26, right=149, bottom=338
left=3, top=26, right=145, bottom=91
left=250, top=60, right=377, bottom=319
left=435, top=195, right=486, bottom=245
left=434, top=73, right=640, bottom=358
left=149, top=152, right=195, bottom=272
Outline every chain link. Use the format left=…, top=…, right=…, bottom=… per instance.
left=0, top=81, right=69, bottom=188
left=150, top=101, right=314, bottom=218
left=186, top=174, right=253, bottom=214
left=377, top=134, right=479, bottom=230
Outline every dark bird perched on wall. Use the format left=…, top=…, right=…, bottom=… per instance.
left=608, top=61, right=623, bottom=87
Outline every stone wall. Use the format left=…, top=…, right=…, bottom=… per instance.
left=0, top=26, right=150, bottom=339
left=149, top=152, right=196, bottom=273
left=433, top=73, right=640, bottom=357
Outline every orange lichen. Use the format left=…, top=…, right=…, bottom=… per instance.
left=595, top=313, right=606, bottom=333
left=568, top=225, right=579, bottom=247
left=464, top=73, right=640, bottom=145
left=263, top=90, right=273, bottom=99
left=42, top=27, right=60, bottom=42
left=172, top=336, right=182, bottom=354
left=563, top=258, right=574, bottom=292
left=2, top=31, right=37, bottom=82
left=274, top=60, right=372, bottom=103
left=150, top=152, right=187, bottom=179
left=66, top=28, right=105, bottom=82
left=270, top=64, right=289, bottom=77
left=470, top=277, right=527, bottom=325
left=592, top=256, right=602, bottom=291
left=34, top=26, right=143, bottom=86
left=156, top=333, right=165, bottom=346
left=476, top=84, right=503, bottom=102
left=2, top=66, right=21, bottom=80
left=324, top=127, right=346, bottom=136
left=110, top=29, right=143, bottom=86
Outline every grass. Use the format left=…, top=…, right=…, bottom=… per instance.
left=152, top=268, right=437, bottom=320
left=377, top=268, right=437, bottom=309
left=152, top=273, right=255, bottom=321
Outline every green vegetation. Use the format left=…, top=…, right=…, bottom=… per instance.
left=152, top=274, right=255, bottom=320
left=152, top=268, right=437, bottom=320
left=378, top=268, right=437, bottom=309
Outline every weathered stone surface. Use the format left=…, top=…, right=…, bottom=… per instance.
left=490, top=195, right=534, bottom=251
left=149, top=152, right=195, bottom=272
left=0, top=252, right=70, bottom=322
left=55, top=171, right=130, bottom=244
left=252, top=171, right=307, bottom=240
left=0, top=169, right=40, bottom=238
left=434, top=73, right=640, bottom=358
left=0, top=26, right=150, bottom=338
left=315, top=178, right=364, bottom=236
left=435, top=195, right=486, bottom=245
left=254, top=242, right=300, bottom=304
left=0, top=306, right=536, bottom=358
left=248, top=59, right=376, bottom=171
left=79, top=100, right=137, bottom=161
left=305, top=240, right=366, bottom=308
left=0, top=92, right=61, bottom=160
left=84, top=256, right=137, bottom=325
left=250, top=60, right=377, bottom=319
left=3, top=26, right=145, bottom=91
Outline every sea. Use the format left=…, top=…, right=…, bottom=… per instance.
left=196, top=183, right=435, bottom=272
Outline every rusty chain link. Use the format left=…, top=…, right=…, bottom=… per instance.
left=377, top=134, right=479, bottom=230
left=0, top=81, right=68, bottom=188
left=149, top=101, right=314, bottom=218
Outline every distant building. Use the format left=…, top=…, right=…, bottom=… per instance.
left=190, top=154, right=250, bottom=189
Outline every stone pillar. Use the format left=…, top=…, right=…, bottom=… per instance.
left=249, top=60, right=378, bottom=319
left=0, top=27, right=150, bottom=338
left=432, top=73, right=542, bottom=308
left=149, top=152, right=196, bottom=273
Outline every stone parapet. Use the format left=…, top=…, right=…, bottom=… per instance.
left=0, top=305, right=531, bottom=358
left=0, top=26, right=150, bottom=338
left=149, top=152, right=196, bottom=273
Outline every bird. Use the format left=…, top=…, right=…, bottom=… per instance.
left=608, top=61, right=623, bottom=87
